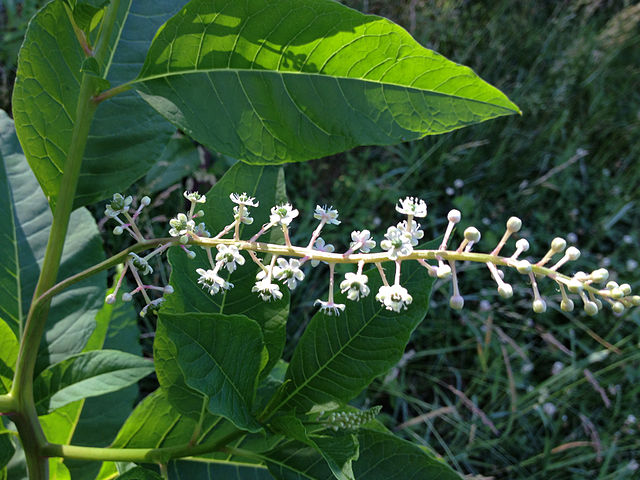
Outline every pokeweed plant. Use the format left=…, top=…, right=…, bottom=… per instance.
left=0, top=0, right=636, bottom=479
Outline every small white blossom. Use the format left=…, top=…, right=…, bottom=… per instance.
left=128, top=253, right=153, bottom=275
left=314, top=299, right=345, bottom=316
left=229, top=192, right=259, bottom=207
left=233, top=205, right=254, bottom=225
left=184, top=191, right=206, bottom=203
left=270, top=203, right=299, bottom=226
left=104, top=193, right=132, bottom=218
left=196, top=268, right=233, bottom=295
left=252, top=279, right=283, bottom=302
left=256, top=265, right=274, bottom=281
left=397, top=219, right=424, bottom=247
left=273, top=258, right=305, bottom=289
left=314, top=205, right=341, bottom=225
left=169, top=213, right=195, bottom=238
left=193, top=222, right=210, bottom=237
left=349, top=230, right=376, bottom=253
left=340, top=272, right=370, bottom=301
left=215, top=244, right=245, bottom=273
left=376, top=284, right=413, bottom=312
left=395, top=196, right=427, bottom=218
left=311, top=237, right=335, bottom=267
left=380, top=226, right=413, bottom=260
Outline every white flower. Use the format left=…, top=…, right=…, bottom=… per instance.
left=184, top=191, right=206, bottom=203
left=273, top=258, right=305, bottom=289
left=395, top=196, right=427, bottom=218
left=349, top=230, right=376, bottom=253
left=380, top=226, right=413, bottom=260
left=340, top=272, right=370, bottom=301
left=233, top=205, right=254, bottom=225
left=314, top=205, right=341, bottom=225
left=397, top=219, right=424, bottom=247
left=314, top=299, right=346, bottom=316
left=215, top=244, right=245, bottom=273
left=169, top=213, right=195, bottom=237
left=256, top=265, right=274, bottom=281
left=105, top=193, right=132, bottom=218
left=376, top=285, right=413, bottom=312
left=252, top=279, right=283, bottom=302
left=229, top=192, right=259, bottom=207
left=128, top=253, right=153, bottom=275
left=196, top=268, right=233, bottom=295
left=270, top=203, right=299, bottom=226
left=311, top=237, right=335, bottom=267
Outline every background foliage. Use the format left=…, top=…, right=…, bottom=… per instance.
left=1, top=0, right=639, bottom=478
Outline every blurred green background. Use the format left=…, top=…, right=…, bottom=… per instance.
left=2, top=0, right=639, bottom=478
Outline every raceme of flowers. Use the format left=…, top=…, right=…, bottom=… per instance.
left=103, top=191, right=640, bottom=319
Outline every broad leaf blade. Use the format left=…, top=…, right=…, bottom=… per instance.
left=155, top=312, right=264, bottom=431
left=278, top=261, right=434, bottom=414
left=33, top=350, right=153, bottom=415
left=11, top=0, right=186, bottom=209
left=136, top=0, right=519, bottom=165
left=0, top=110, right=106, bottom=369
left=114, top=467, right=162, bottom=480
left=0, top=321, right=18, bottom=394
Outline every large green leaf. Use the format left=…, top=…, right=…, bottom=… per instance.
left=136, top=0, right=519, bottom=165
left=33, top=350, right=153, bottom=415
left=167, top=462, right=274, bottom=480
left=143, top=135, right=201, bottom=194
left=155, top=312, right=264, bottom=432
left=163, top=162, right=289, bottom=379
left=352, top=430, right=462, bottom=479
left=0, top=110, right=106, bottom=370
left=276, top=261, right=434, bottom=414
left=114, top=466, right=163, bottom=480
left=11, top=0, right=187, bottom=209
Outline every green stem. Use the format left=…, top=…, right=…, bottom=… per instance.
left=92, top=83, right=132, bottom=104
left=0, top=393, right=15, bottom=411
left=9, top=2, right=121, bottom=479
left=42, top=429, right=245, bottom=464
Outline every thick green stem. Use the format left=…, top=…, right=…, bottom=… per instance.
left=42, top=429, right=245, bottom=464
left=9, top=2, right=121, bottom=478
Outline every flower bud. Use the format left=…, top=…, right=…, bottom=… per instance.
left=560, top=298, right=574, bottom=312
left=447, top=209, right=461, bottom=223
left=164, top=285, right=174, bottom=294
left=516, top=260, right=532, bottom=274
left=498, top=284, right=513, bottom=298
left=567, top=278, right=583, bottom=292
left=516, top=238, right=530, bottom=252
left=180, top=235, right=189, bottom=244
left=449, top=295, right=464, bottom=310
left=186, top=250, right=196, bottom=259
left=105, top=294, right=116, bottom=304
left=141, top=196, right=151, bottom=206
left=606, top=281, right=619, bottom=290
left=610, top=288, right=624, bottom=299
left=584, top=301, right=598, bottom=316
left=590, top=268, right=609, bottom=283
left=464, top=227, right=481, bottom=243
left=437, top=264, right=452, bottom=279
left=619, top=283, right=632, bottom=295
left=551, top=237, right=566, bottom=252
left=631, top=295, right=640, bottom=306
left=533, top=298, right=547, bottom=313
left=566, top=246, right=580, bottom=260
left=506, top=216, right=522, bottom=233
left=122, top=293, right=132, bottom=302
left=612, top=302, right=625, bottom=314
left=113, top=226, right=123, bottom=235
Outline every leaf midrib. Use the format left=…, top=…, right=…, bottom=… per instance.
left=134, top=69, right=519, bottom=113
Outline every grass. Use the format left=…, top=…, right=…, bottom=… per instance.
left=2, top=0, right=640, bottom=478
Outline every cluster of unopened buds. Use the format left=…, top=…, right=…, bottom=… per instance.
left=103, top=191, right=639, bottom=318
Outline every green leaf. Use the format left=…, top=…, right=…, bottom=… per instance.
left=136, top=0, right=519, bottom=166
left=352, top=430, right=462, bottom=479
left=163, top=162, right=289, bottom=379
left=0, top=433, right=14, bottom=471
left=263, top=440, right=334, bottom=480
left=12, top=0, right=188, bottom=209
left=276, top=261, right=434, bottom=414
left=144, top=135, right=200, bottom=194
left=155, top=312, right=264, bottom=431
left=0, top=321, right=18, bottom=394
left=114, top=466, right=162, bottom=480
left=270, top=416, right=358, bottom=480
left=167, top=462, right=274, bottom=480
left=72, top=1, right=107, bottom=33
left=33, top=350, right=153, bottom=415
left=0, top=110, right=106, bottom=368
